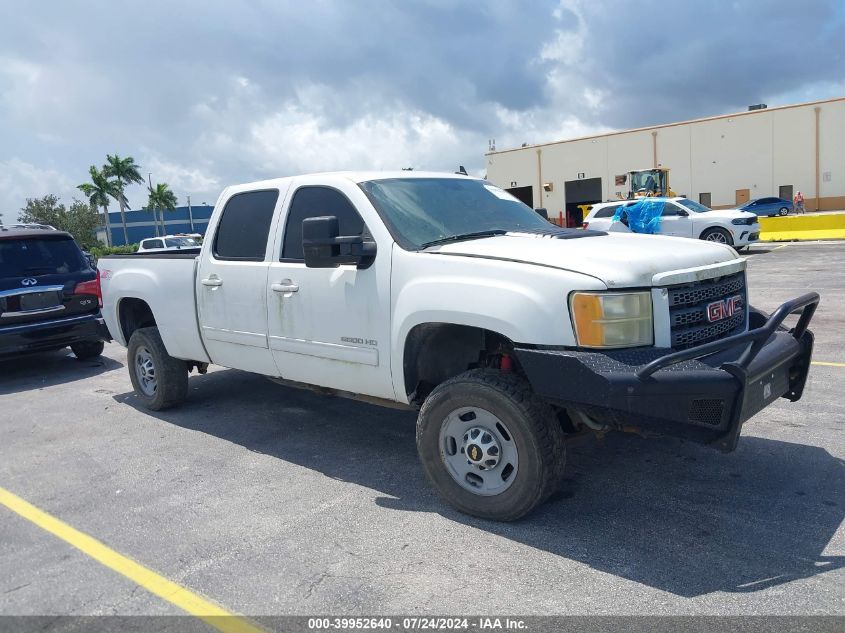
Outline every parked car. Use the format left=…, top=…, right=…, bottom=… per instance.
left=137, top=235, right=201, bottom=253
left=99, top=172, right=817, bottom=521
left=737, top=197, right=792, bottom=217
left=0, top=226, right=110, bottom=359
left=583, top=197, right=760, bottom=248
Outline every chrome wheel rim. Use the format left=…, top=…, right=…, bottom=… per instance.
left=705, top=231, right=729, bottom=244
left=439, top=407, right=519, bottom=496
left=135, top=346, right=157, bottom=397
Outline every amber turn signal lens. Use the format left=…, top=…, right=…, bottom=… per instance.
left=569, top=291, right=653, bottom=348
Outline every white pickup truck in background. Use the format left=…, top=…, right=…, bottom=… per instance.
left=100, top=171, right=819, bottom=520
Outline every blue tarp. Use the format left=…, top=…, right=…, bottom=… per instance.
left=612, top=198, right=665, bottom=234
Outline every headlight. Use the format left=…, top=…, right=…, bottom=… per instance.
left=732, top=218, right=754, bottom=225
left=569, top=291, right=653, bottom=348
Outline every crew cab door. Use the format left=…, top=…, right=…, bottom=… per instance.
left=266, top=180, right=394, bottom=400
left=196, top=186, right=288, bottom=375
left=660, top=201, right=694, bottom=237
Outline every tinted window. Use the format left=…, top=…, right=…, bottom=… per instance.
left=593, top=204, right=620, bottom=218
left=160, top=237, right=198, bottom=248
left=0, top=236, right=87, bottom=278
left=145, top=239, right=163, bottom=249
left=662, top=202, right=681, bottom=216
left=282, top=187, right=365, bottom=260
left=676, top=198, right=711, bottom=213
left=164, top=238, right=195, bottom=248
left=213, top=189, right=279, bottom=261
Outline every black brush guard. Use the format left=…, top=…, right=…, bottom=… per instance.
left=515, top=293, right=819, bottom=452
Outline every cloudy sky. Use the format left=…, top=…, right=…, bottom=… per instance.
left=1, top=0, right=843, bottom=217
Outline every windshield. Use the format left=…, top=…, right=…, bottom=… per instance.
left=164, top=237, right=199, bottom=248
left=359, top=178, right=549, bottom=249
left=630, top=170, right=665, bottom=194
left=0, top=236, right=87, bottom=278
left=676, top=198, right=712, bottom=213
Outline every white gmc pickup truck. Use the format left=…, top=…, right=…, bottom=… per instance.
left=100, top=171, right=819, bottom=520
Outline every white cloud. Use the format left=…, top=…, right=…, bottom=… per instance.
left=0, top=158, right=76, bottom=221
left=0, top=0, right=840, bottom=213
left=249, top=104, right=472, bottom=174
left=142, top=154, right=220, bottom=199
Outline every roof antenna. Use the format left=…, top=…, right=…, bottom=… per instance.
left=455, top=165, right=468, bottom=176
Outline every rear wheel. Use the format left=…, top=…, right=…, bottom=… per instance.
left=700, top=227, right=733, bottom=246
left=417, top=369, right=566, bottom=521
left=70, top=340, right=104, bottom=360
left=127, top=327, right=188, bottom=411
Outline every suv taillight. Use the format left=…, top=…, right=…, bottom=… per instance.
left=582, top=222, right=590, bottom=229
left=74, top=270, right=102, bottom=308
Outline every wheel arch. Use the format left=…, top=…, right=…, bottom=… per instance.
left=117, top=297, right=157, bottom=345
left=698, top=224, right=733, bottom=240
left=401, top=322, right=517, bottom=406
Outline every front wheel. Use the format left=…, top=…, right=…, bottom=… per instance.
left=127, top=327, right=188, bottom=411
left=779, top=207, right=789, bottom=216
left=417, top=369, right=566, bottom=521
left=700, top=227, right=734, bottom=246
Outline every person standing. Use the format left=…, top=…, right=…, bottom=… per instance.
left=794, top=190, right=805, bottom=214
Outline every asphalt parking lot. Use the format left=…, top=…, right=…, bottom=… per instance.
left=1, top=241, right=843, bottom=620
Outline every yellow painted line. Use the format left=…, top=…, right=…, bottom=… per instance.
left=812, top=361, right=845, bottom=367
left=0, top=486, right=264, bottom=633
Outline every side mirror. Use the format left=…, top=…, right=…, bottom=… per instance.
left=534, top=208, right=548, bottom=220
left=302, top=216, right=376, bottom=269
left=677, top=209, right=689, bottom=217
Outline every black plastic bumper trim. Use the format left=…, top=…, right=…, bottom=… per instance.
left=515, top=294, right=818, bottom=452
left=0, top=313, right=111, bottom=358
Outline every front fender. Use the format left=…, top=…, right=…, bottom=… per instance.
left=389, top=249, right=606, bottom=403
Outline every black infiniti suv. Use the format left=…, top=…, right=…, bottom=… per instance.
left=0, top=226, right=110, bottom=360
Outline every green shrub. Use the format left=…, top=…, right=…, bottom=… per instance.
left=89, top=244, right=138, bottom=260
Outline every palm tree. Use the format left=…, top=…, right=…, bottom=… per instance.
left=147, top=183, right=179, bottom=235
left=103, top=154, right=144, bottom=244
left=78, top=165, right=121, bottom=247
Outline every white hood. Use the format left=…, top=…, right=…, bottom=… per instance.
left=700, top=209, right=758, bottom=222
left=428, top=232, right=743, bottom=288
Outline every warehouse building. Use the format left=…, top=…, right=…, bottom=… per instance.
left=97, top=204, right=214, bottom=246
left=485, top=97, right=845, bottom=227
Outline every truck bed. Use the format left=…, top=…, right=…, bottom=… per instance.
left=98, top=254, right=209, bottom=362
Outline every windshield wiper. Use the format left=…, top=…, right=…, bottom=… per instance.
left=420, top=230, right=508, bottom=249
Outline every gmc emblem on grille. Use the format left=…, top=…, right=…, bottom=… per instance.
left=707, top=295, right=743, bottom=322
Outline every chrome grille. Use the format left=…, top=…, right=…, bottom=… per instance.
left=667, top=272, right=747, bottom=350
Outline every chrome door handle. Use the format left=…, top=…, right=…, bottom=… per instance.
left=201, top=277, right=223, bottom=287
left=271, top=281, right=299, bottom=293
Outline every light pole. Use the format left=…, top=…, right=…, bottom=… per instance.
left=187, top=194, right=194, bottom=232
left=147, top=172, right=158, bottom=237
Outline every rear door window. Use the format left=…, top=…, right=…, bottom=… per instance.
left=145, top=239, right=163, bottom=249
left=0, top=236, right=87, bottom=278
left=213, top=189, right=280, bottom=261
left=593, top=204, right=620, bottom=218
